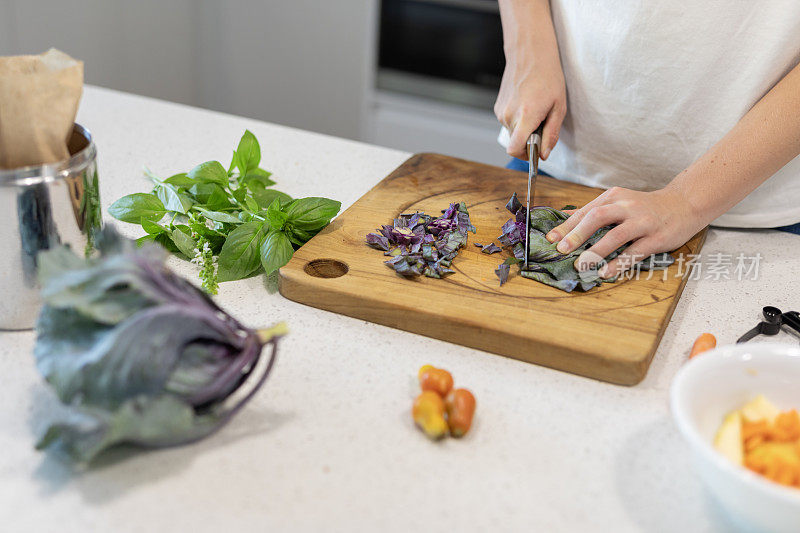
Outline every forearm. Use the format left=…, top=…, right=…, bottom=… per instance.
left=668, top=61, right=800, bottom=225
left=496, top=0, right=565, bottom=158
left=498, top=0, right=559, bottom=67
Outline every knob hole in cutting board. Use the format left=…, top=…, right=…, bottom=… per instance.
left=305, top=259, right=348, bottom=278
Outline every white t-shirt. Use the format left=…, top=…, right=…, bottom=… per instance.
left=498, top=1, right=800, bottom=228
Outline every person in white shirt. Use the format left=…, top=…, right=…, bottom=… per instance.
left=495, top=0, right=800, bottom=278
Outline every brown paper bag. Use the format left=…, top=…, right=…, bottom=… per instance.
left=0, top=48, right=83, bottom=169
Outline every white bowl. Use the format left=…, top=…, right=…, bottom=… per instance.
left=670, top=342, right=800, bottom=532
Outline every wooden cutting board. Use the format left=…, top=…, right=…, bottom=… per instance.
left=280, top=153, right=706, bottom=385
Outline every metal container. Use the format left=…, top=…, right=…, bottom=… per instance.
left=0, top=123, right=101, bottom=330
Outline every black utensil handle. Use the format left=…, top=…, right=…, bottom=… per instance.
left=737, top=325, right=762, bottom=344
left=782, top=311, right=800, bottom=337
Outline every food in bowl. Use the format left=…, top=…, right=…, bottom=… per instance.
left=714, top=394, right=800, bottom=489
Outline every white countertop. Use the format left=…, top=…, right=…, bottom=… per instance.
left=2, top=86, right=799, bottom=532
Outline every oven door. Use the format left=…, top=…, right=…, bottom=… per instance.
left=378, top=0, right=504, bottom=109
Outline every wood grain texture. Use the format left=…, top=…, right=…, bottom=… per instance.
left=279, top=153, right=706, bottom=385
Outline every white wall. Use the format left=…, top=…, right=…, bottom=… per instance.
left=0, top=0, right=15, bottom=53
left=194, top=0, right=375, bottom=139
left=0, top=0, right=507, bottom=165
left=1, top=0, right=199, bottom=106
left=0, top=0, right=373, bottom=140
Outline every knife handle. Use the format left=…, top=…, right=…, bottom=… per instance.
left=527, top=123, right=544, bottom=159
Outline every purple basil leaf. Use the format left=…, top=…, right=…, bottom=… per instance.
left=495, top=263, right=510, bottom=286
left=503, top=195, right=628, bottom=292
left=513, top=243, right=525, bottom=261
left=505, top=193, right=522, bottom=215
left=366, top=233, right=390, bottom=251
left=384, top=247, right=402, bottom=257
left=441, top=203, right=457, bottom=219
left=520, top=270, right=579, bottom=292
left=389, top=226, right=416, bottom=245
left=379, top=225, right=394, bottom=240
left=480, top=243, right=502, bottom=255
left=422, top=244, right=438, bottom=262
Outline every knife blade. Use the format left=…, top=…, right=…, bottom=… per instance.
left=524, top=124, right=544, bottom=271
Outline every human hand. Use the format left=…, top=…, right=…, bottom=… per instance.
left=545, top=186, right=706, bottom=278
left=494, top=43, right=566, bottom=161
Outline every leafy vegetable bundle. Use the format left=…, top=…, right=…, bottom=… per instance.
left=34, top=228, right=286, bottom=463
left=366, top=202, right=475, bottom=278
left=494, top=193, right=674, bottom=292
left=109, top=131, right=341, bottom=294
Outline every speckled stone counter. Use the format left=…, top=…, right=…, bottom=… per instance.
left=2, top=86, right=798, bottom=532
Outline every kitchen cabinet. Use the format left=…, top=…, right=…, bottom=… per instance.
left=0, top=0, right=374, bottom=140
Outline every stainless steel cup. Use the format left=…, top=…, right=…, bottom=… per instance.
left=0, top=123, right=101, bottom=330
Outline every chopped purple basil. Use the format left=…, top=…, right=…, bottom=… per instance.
left=495, top=263, right=510, bottom=286
left=505, top=193, right=523, bottom=215
left=367, top=201, right=473, bottom=279
left=481, top=243, right=502, bottom=255
left=365, top=232, right=390, bottom=251
left=474, top=242, right=502, bottom=254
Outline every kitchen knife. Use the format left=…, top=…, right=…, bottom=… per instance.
left=524, top=124, right=544, bottom=271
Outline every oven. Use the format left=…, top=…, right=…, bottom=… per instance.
left=377, top=0, right=504, bottom=110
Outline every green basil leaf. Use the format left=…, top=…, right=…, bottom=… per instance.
left=259, top=230, right=294, bottom=276
left=188, top=183, right=232, bottom=210
left=287, top=226, right=316, bottom=245
left=163, top=173, right=194, bottom=188
left=189, top=222, right=223, bottom=238
left=217, top=221, right=266, bottom=281
left=189, top=223, right=226, bottom=253
left=243, top=167, right=275, bottom=188
left=285, top=231, right=307, bottom=247
left=195, top=206, right=243, bottom=224
left=188, top=161, right=229, bottom=187
left=284, top=197, right=341, bottom=230
left=250, top=184, right=292, bottom=209
left=155, top=183, right=193, bottom=214
left=170, top=227, right=197, bottom=258
left=109, top=193, right=166, bottom=223
left=154, top=232, right=181, bottom=255
left=235, top=130, right=261, bottom=177
left=227, top=151, right=237, bottom=176
left=231, top=186, right=247, bottom=204
left=244, top=195, right=259, bottom=212
left=265, top=198, right=288, bottom=230
left=136, top=233, right=158, bottom=246
left=141, top=218, right=166, bottom=235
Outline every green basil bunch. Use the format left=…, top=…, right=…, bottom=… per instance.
left=109, top=131, right=341, bottom=293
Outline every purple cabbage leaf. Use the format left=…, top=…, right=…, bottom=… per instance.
left=33, top=227, right=286, bottom=463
